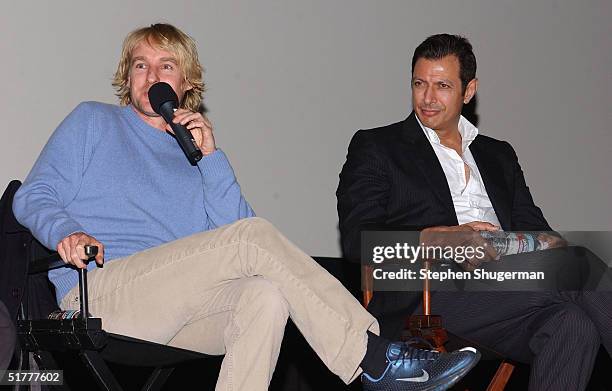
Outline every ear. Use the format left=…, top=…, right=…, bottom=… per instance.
left=463, top=78, right=478, bottom=104
left=182, top=77, right=194, bottom=92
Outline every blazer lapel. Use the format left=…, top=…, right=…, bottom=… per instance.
left=399, top=113, right=456, bottom=216
left=469, top=138, right=512, bottom=229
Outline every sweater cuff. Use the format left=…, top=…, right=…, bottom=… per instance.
left=49, top=220, right=86, bottom=250
left=196, top=149, right=234, bottom=179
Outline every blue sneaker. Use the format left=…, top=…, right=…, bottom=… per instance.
left=362, top=342, right=480, bottom=391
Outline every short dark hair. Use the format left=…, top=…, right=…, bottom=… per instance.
left=411, top=34, right=476, bottom=92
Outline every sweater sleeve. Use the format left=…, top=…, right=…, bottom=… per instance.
left=12, top=102, right=95, bottom=250
left=196, top=149, right=255, bottom=228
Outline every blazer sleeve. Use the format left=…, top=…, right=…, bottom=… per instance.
left=337, top=130, right=391, bottom=261
left=505, top=142, right=552, bottom=231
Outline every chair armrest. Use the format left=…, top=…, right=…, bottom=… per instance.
left=29, top=245, right=98, bottom=275
left=28, top=253, right=67, bottom=274
left=27, top=246, right=98, bottom=321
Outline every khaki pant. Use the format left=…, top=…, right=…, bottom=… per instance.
left=61, top=217, right=378, bottom=390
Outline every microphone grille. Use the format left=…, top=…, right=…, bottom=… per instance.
left=147, top=82, right=178, bottom=114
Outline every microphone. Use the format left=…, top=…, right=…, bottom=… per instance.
left=148, top=82, right=203, bottom=165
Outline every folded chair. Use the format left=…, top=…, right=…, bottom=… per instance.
left=1, top=180, right=221, bottom=390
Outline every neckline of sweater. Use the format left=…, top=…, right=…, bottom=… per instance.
left=121, top=105, right=177, bottom=144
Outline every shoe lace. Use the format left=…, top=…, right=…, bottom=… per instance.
left=396, top=337, right=440, bottom=363
left=404, top=336, right=435, bottom=350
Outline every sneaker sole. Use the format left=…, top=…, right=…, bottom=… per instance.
left=428, top=348, right=482, bottom=391
left=363, top=347, right=482, bottom=391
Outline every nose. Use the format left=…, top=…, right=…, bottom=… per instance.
left=146, top=68, right=159, bottom=84
left=423, top=86, right=436, bottom=105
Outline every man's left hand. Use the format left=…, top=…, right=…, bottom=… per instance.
left=537, top=232, right=568, bottom=249
left=167, top=109, right=216, bottom=156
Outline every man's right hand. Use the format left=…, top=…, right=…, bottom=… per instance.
left=57, top=232, right=104, bottom=269
left=420, top=221, right=499, bottom=271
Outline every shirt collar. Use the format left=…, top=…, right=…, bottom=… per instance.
left=415, top=114, right=479, bottom=151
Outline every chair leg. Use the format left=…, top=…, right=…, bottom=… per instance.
left=141, top=367, right=174, bottom=391
left=16, top=348, right=29, bottom=371
left=13, top=349, right=28, bottom=391
left=33, top=351, right=72, bottom=391
left=79, top=350, right=124, bottom=391
left=486, top=361, right=515, bottom=391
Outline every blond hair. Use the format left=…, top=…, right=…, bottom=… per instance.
left=112, top=23, right=205, bottom=112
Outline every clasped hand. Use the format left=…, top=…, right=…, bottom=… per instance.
left=166, top=109, right=216, bottom=156
left=57, top=232, right=104, bottom=269
left=419, top=221, right=499, bottom=272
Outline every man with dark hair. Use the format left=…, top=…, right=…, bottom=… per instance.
left=0, top=301, right=16, bottom=370
left=337, top=33, right=611, bottom=390
left=13, top=25, right=479, bottom=391
left=411, top=34, right=477, bottom=94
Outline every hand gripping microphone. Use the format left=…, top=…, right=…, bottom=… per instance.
left=148, top=82, right=203, bottom=165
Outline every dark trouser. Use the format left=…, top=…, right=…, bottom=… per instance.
left=431, top=291, right=610, bottom=391
left=369, top=290, right=611, bottom=391
left=0, top=300, right=16, bottom=369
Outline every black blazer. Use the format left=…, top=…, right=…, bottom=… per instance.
left=337, top=112, right=552, bottom=262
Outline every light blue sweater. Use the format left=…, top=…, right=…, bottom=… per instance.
left=13, top=102, right=255, bottom=303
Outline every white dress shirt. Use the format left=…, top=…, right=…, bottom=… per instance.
left=416, top=115, right=502, bottom=227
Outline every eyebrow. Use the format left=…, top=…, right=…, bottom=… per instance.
left=131, top=56, right=178, bottom=64
left=411, top=77, right=455, bottom=85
